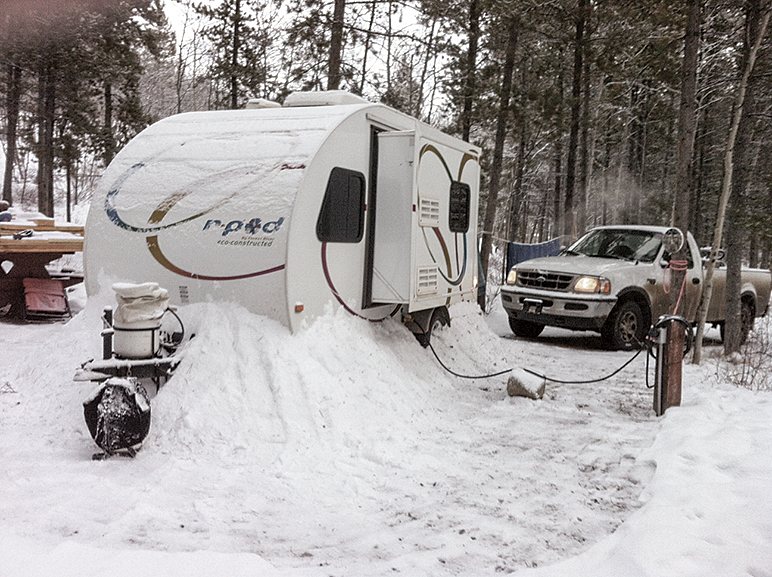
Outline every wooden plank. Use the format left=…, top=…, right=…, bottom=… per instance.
left=0, top=238, right=83, bottom=253
left=0, top=223, right=84, bottom=235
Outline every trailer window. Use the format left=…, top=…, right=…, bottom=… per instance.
left=449, top=181, right=471, bottom=233
left=317, top=167, right=366, bottom=243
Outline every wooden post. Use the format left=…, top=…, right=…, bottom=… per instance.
left=661, top=321, right=684, bottom=413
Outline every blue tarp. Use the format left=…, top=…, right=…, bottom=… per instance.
left=506, top=238, right=562, bottom=272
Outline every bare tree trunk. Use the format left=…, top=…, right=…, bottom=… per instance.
left=673, top=0, right=699, bottom=233
left=553, top=143, right=562, bottom=237
left=668, top=0, right=700, bottom=323
left=37, top=53, right=56, bottom=217
left=357, top=0, right=377, bottom=94
left=3, top=61, right=21, bottom=205
left=174, top=0, right=195, bottom=113
left=724, top=0, right=766, bottom=355
left=564, top=0, right=586, bottom=239
left=508, top=116, right=526, bottom=242
left=553, top=52, right=565, bottom=237
left=416, top=18, right=437, bottom=119
left=103, top=82, right=115, bottom=165
left=66, top=160, right=72, bottom=222
left=693, top=7, right=770, bottom=365
left=578, top=57, right=590, bottom=233
left=460, top=0, right=479, bottom=142
left=478, top=18, right=518, bottom=309
left=328, top=0, right=345, bottom=90
left=385, top=1, right=393, bottom=97
left=230, top=0, right=241, bottom=109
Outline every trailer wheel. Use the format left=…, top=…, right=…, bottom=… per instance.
left=602, top=300, right=646, bottom=350
left=508, top=316, right=545, bottom=339
left=415, top=307, right=450, bottom=348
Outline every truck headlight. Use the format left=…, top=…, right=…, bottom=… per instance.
left=506, top=269, right=518, bottom=285
left=574, top=276, right=611, bottom=294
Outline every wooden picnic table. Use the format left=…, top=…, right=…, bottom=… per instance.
left=0, top=219, right=84, bottom=318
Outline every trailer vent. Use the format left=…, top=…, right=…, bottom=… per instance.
left=419, top=198, right=440, bottom=227
left=416, top=266, right=439, bottom=295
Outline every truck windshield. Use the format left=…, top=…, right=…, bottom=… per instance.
left=567, top=229, right=663, bottom=262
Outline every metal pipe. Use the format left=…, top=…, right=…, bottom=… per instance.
left=102, top=307, right=113, bottom=360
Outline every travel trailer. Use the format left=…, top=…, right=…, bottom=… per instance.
left=84, top=91, right=481, bottom=341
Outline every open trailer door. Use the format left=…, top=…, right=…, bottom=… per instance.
left=365, top=130, right=416, bottom=306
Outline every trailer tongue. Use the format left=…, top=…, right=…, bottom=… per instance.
left=75, top=282, right=183, bottom=459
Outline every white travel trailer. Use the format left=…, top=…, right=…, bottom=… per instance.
left=84, top=91, right=481, bottom=340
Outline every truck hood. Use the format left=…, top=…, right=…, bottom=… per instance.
left=514, top=255, right=639, bottom=276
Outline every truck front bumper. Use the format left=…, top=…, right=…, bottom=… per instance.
left=500, top=286, right=617, bottom=332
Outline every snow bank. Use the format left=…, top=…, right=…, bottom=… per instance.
left=1, top=297, right=771, bottom=576
left=510, top=380, right=772, bottom=577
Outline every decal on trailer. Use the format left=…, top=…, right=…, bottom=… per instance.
left=104, top=162, right=287, bottom=281
left=417, top=145, right=477, bottom=287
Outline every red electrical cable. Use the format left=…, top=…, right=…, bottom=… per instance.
left=664, top=259, right=689, bottom=315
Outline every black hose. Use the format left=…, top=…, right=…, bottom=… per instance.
left=427, top=339, right=643, bottom=384
left=428, top=321, right=689, bottom=388
left=427, top=341, right=513, bottom=380
left=163, top=307, right=185, bottom=348
left=522, top=348, right=644, bottom=384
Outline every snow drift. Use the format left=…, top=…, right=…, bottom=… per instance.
left=1, top=293, right=771, bottom=576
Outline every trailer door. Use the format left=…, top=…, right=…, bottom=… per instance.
left=364, top=130, right=415, bottom=306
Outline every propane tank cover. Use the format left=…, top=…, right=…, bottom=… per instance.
left=112, top=282, right=169, bottom=324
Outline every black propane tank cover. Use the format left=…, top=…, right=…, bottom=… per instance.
left=83, top=377, right=151, bottom=456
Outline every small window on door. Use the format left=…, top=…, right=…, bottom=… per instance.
left=316, top=167, right=366, bottom=243
left=449, top=181, right=471, bottom=233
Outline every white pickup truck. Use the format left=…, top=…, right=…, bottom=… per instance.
left=500, top=225, right=772, bottom=349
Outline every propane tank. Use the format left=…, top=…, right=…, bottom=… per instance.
left=110, top=282, right=169, bottom=359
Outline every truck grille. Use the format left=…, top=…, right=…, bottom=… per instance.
left=517, top=270, right=575, bottom=291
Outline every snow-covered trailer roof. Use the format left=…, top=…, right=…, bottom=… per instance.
left=85, top=93, right=481, bottom=332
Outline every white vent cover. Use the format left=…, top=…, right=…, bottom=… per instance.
left=283, top=90, right=369, bottom=107
left=245, top=98, right=281, bottom=109
left=419, top=197, right=440, bottom=227
left=416, top=266, right=439, bottom=295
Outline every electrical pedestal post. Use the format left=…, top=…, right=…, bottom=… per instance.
left=656, top=227, right=688, bottom=416
left=655, top=320, right=685, bottom=416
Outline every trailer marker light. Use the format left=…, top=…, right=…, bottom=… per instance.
left=295, top=303, right=304, bottom=313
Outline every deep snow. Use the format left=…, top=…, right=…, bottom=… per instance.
left=1, top=287, right=771, bottom=577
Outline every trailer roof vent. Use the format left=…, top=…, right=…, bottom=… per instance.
left=283, top=90, right=369, bottom=108
left=245, top=98, right=281, bottom=109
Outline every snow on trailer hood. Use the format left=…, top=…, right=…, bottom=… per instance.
left=84, top=105, right=365, bottom=293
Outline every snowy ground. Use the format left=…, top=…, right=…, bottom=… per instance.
left=1, top=289, right=771, bottom=577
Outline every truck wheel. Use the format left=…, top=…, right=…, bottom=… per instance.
left=602, top=300, right=646, bottom=350
left=508, top=316, right=545, bottom=339
left=719, top=300, right=753, bottom=345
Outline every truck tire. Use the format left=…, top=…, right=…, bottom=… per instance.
left=508, top=316, right=545, bottom=339
left=602, top=300, right=647, bottom=350
left=719, top=300, right=753, bottom=345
